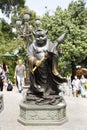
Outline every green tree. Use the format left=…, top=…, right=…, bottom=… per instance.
left=0, top=1, right=38, bottom=82
left=62, top=0, right=87, bottom=78
left=0, top=0, right=25, bottom=16
left=41, top=0, right=87, bottom=78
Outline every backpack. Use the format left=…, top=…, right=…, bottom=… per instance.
left=7, top=83, right=13, bottom=91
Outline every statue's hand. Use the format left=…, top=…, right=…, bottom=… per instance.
left=32, top=54, right=48, bottom=73
left=35, top=60, right=42, bottom=67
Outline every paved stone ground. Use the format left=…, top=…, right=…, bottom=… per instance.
left=0, top=87, right=87, bottom=130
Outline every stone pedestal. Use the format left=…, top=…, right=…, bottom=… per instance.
left=18, top=100, right=67, bottom=125
left=0, top=93, right=4, bottom=113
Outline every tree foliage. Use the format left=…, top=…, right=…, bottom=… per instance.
left=0, top=0, right=25, bottom=16
left=41, top=0, right=87, bottom=77
left=0, top=5, right=37, bottom=82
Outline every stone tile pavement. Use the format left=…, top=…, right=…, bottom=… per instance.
left=0, top=87, right=87, bottom=130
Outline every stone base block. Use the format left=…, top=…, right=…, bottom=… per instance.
left=0, top=93, right=4, bottom=113
left=18, top=100, right=68, bottom=125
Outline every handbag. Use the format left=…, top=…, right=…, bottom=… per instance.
left=85, top=83, right=87, bottom=89
left=7, top=83, right=13, bottom=91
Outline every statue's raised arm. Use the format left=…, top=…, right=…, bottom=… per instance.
left=48, top=32, right=67, bottom=54
left=56, top=32, right=67, bottom=44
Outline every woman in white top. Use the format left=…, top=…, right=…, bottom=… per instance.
left=80, top=75, right=87, bottom=98
left=72, top=75, right=80, bottom=97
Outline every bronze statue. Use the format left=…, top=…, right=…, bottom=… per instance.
left=26, top=29, right=67, bottom=105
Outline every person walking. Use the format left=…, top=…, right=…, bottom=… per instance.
left=3, top=63, right=9, bottom=80
left=0, top=65, right=3, bottom=91
left=72, top=75, right=80, bottom=97
left=80, top=75, right=87, bottom=98
left=14, top=59, right=26, bottom=93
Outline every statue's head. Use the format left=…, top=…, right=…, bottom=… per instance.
left=33, top=29, right=48, bottom=46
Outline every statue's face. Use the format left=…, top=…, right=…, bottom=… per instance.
left=34, top=30, right=47, bottom=46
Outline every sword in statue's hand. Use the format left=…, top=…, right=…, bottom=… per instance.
left=31, top=52, right=48, bottom=73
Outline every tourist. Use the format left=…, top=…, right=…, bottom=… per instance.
left=3, top=63, right=9, bottom=80
left=80, top=75, right=87, bottom=98
left=71, top=75, right=80, bottom=97
left=14, top=59, right=26, bottom=93
left=0, top=64, right=6, bottom=91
